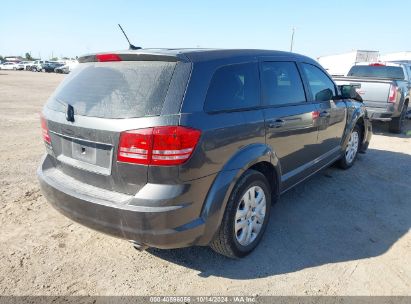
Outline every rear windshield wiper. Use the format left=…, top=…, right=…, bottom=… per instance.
left=55, top=97, right=75, bottom=122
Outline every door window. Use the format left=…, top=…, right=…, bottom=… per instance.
left=261, top=61, right=306, bottom=106
left=302, top=63, right=336, bottom=101
left=204, top=62, right=259, bottom=112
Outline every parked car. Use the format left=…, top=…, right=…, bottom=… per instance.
left=0, top=62, right=19, bottom=70
left=30, top=60, right=49, bottom=72
left=17, top=61, right=33, bottom=70
left=14, top=62, right=24, bottom=70
left=54, top=64, right=70, bottom=74
left=55, top=60, right=78, bottom=74
left=334, top=62, right=410, bottom=133
left=38, top=49, right=372, bottom=258
left=43, top=62, right=64, bottom=73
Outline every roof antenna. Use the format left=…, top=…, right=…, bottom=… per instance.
left=118, top=24, right=141, bottom=50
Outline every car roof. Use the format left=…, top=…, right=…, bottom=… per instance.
left=79, top=48, right=317, bottom=64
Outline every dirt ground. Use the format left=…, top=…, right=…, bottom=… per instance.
left=0, top=71, right=410, bottom=296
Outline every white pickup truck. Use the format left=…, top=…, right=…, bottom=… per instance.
left=30, top=60, right=49, bottom=72
left=334, top=62, right=410, bottom=133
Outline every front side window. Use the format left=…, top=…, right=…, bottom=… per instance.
left=261, top=61, right=306, bottom=106
left=302, top=63, right=336, bottom=101
left=204, top=62, right=259, bottom=112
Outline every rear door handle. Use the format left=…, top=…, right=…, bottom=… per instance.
left=319, top=111, right=330, bottom=118
left=268, top=119, right=285, bottom=128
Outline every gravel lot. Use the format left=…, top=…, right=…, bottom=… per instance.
left=0, top=71, right=410, bottom=296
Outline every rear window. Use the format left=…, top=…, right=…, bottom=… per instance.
left=348, top=65, right=404, bottom=79
left=204, top=62, right=259, bottom=112
left=47, top=61, right=176, bottom=118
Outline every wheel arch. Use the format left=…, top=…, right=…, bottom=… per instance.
left=197, top=143, right=280, bottom=245
left=342, top=105, right=367, bottom=151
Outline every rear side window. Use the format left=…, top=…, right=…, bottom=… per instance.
left=204, top=62, right=259, bottom=112
left=261, top=61, right=306, bottom=106
left=302, top=63, right=336, bottom=101
left=348, top=65, right=405, bottom=80
left=47, top=61, right=176, bottom=119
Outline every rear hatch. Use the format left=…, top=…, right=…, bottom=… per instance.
left=42, top=53, right=191, bottom=195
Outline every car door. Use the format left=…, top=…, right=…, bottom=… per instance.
left=300, top=63, right=346, bottom=157
left=260, top=60, right=320, bottom=191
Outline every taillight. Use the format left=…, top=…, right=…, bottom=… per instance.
left=117, top=126, right=201, bottom=166
left=151, top=126, right=201, bottom=165
left=312, top=111, right=320, bottom=120
left=40, top=116, right=51, bottom=144
left=117, top=128, right=153, bottom=165
left=388, top=85, right=397, bottom=103
left=96, top=53, right=122, bottom=62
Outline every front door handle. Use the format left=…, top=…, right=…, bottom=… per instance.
left=268, top=119, right=285, bottom=128
left=319, top=111, right=330, bottom=118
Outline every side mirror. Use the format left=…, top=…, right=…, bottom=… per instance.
left=339, top=85, right=363, bottom=102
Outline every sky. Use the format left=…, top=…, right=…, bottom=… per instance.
left=1, top=0, right=410, bottom=60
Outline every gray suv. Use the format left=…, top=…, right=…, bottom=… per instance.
left=38, top=49, right=372, bottom=258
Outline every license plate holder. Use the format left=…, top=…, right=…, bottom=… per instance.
left=71, top=140, right=97, bottom=165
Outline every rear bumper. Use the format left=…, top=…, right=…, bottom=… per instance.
left=367, top=109, right=393, bottom=121
left=37, top=154, right=216, bottom=249
left=365, top=103, right=402, bottom=121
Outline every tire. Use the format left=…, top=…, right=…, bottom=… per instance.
left=210, top=170, right=272, bottom=258
left=338, top=125, right=361, bottom=169
left=389, top=103, right=408, bottom=134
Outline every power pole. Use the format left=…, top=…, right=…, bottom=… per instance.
left=290, top=27, right=295, bottom=52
